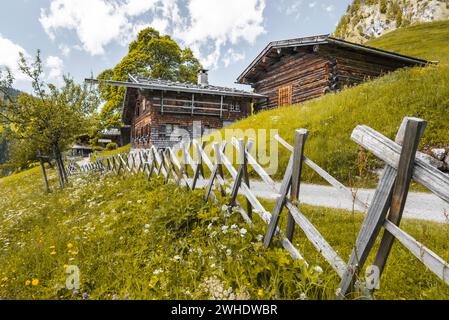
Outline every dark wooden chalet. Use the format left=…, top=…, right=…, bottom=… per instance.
left=237, top=34, right=430, bottom=110
left=89, top=71, right=265, bottom=148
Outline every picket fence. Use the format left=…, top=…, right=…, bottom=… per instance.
left=72, top=117, right=449, bottom=299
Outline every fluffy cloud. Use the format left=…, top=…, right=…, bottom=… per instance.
left=39, top=0, right=266, bottom=69
left=45, top=56, right=64, bottom=85
left=0, top=34, right=29, bottom=81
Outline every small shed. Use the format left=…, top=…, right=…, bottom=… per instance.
left=237, top=34, right=430, bottom=110
left=69, top=144, right=92, bottom=158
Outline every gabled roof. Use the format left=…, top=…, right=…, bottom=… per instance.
left=85, top=75, right=266, bottom=99
left=236, top=34, right=431, bottom=84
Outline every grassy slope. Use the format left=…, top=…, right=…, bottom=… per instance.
left=1, top=171, right=448, bottom=300
left=209, top=21, right=449, bottom=184
left=366, top=20, right=449, bottom=65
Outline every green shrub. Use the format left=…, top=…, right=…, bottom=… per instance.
left=105, top=142, right=118, bottom=151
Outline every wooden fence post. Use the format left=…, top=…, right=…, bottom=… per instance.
left=191, top=141, right=204, bottom=190
left=264, top=129, right=308, bottom=247
left=229, top=139, right=253, bottom=215
left=372, top=119, right=427, bottom=279
left=286, top=129, right=308, bottom=241
left=337, top=117, right=426, bottom=298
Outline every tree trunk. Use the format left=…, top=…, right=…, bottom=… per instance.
left=37, top=150, right=50, bottom=193
left=52, top=144, right=65, bottom=189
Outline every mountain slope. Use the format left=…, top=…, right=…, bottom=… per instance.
left=210, top=21, right=449, bottom=184
left=334, top=0, right=449, bottom=43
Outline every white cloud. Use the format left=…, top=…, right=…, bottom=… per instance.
left=39, top=0, right=266, bottom=70
left=39, top=0, right=158, bottom=55
left=324, top=5, right=334, bottom=13
left=0, top=34, right=30, bottom=81
left=178, top=0, right=266, bottom=69
left=223, top=49, right=245, bottom=67
left=280, top=0, right=304, bottom=21
left=45, top=55, right=64, bottom=85
left=58, top=44, right=71, bottom=57
left=308, top=2, right=317, bottom=8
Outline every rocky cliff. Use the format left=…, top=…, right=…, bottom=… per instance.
left=334, top=0, right=449, bottom=43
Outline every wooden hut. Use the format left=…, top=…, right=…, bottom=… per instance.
left=236, top=35, right=430, bottom=110
left=87, top=71, right=265, bottom=149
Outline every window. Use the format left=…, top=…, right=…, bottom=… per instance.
left=278, top=85, right=292, bottom=107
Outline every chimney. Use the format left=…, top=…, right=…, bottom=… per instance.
left=197, top=69, right=209, bottom=86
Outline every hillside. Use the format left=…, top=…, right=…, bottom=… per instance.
left=334, top=0, right=449, bottom=43
left=1, top=168, right=449, bottom=300
left=209, top=21, right=449, bottom=185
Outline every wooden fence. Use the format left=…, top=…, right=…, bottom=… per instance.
left=74, top=116, right=449, bottom=299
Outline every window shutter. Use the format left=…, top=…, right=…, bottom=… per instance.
left=278, top=85, right=292, bottom=107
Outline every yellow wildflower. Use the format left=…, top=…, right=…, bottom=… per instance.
left=257, top=289, right=264, bottom=297
left=49, top=245, right=56, bottom=249
left=25, top=280, right=31, bottom=286
left=63, top=264, right=69, bottom=269
left=31, top=279, right=39, bottom=286
left=67, top=243, right=73, bottom=249
left=50, top=251, right=57, bottom=255
left=1, top=276, right=8, bottom=281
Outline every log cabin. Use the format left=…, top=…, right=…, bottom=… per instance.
left=236, top=34, right=430, bottom=111
left=88, top=71, right=265, bottom=149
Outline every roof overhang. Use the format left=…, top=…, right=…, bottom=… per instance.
left=236, top=34, right=431, bottom=85
left=85, top=78, right=266, bottom=99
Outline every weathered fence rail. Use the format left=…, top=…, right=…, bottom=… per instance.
left=75, top=116, right=449, bottom=299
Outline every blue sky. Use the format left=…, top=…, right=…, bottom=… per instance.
left=0, top=0, right=352, bottom=92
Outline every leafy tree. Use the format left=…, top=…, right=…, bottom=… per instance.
left=0, top=51, right=99, bottom=187
left=97, top=27, right=201, bottom=129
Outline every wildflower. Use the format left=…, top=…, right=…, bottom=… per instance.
left=231, top=224, right=238, bottom=230
left=31, top=279, right=39, bottom=286
left=153, top=268, right=164, bottom=275
left=25, top=280, right=31, bottom=286
left=112, top=295, right=119, bottom=300
left=127, top=201, right=132, bottom=205
left=221, top=205, right=229, bottom=212
left=256, top=234, right=264, bottom=242
left=63, top=264, right=69, bottom=269
left=124, top=293, right=130, bottom=300
left=173, top=255, right=181, bottom=261
left=209, top=231, right=218, bottom=238
left=210, top=263, right=216, bottom=268
left=257, top=289, right=264, bottom=297
left=335, top=288, right=342, bottom=297
left=144, top=224, right=150, bottom=230
left=82, top=292, right=89, bottom=300
left=221, top=226, right=229, bottom=234
left=313, top=266, right=323, bottom=273
left=50, top=251, right=57, bottom=255
left=239, top=228, right=247, bottom=236
left=300, top=293, right=307, bottom=300
left=67, top=243, right=73, bottom=249
left=137, top=200, right=142, bottom=204
left=72, top=290, right=79, bottom=295
left=49, top=245, right=56, bottom=249
left=226, top=249, right=232, bottom=256
left=69, top=257, right=75, bottom=261
left=207, top=223, right=213, bottom=229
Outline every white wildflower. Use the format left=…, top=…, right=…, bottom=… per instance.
left=153, top=268, right=164, bottom=275
left=173, top=255, right=181, bottom=261
left=231, top=224, right=238, bottom=230
left=210, top=263, right=216, bottom=268
left=137, top=200, right=142, bottom=204
left=226, top=249, right=232, bottom=256
left=221, top=205, right=229, bottom=212
left=239, top=228, right=247, bottom=236
left=221, top=226, right=229, bottom=234
left=209, top=231, right=218, bottom=238
left=300, top=293, right=307, bottom=300
left=313, top=266, right=323, bottom=273
left=207, top=223, right=213, bottom=230
left=144, top=224, right=150, bottom=229
left=256, top=234, right=264, bottom=242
